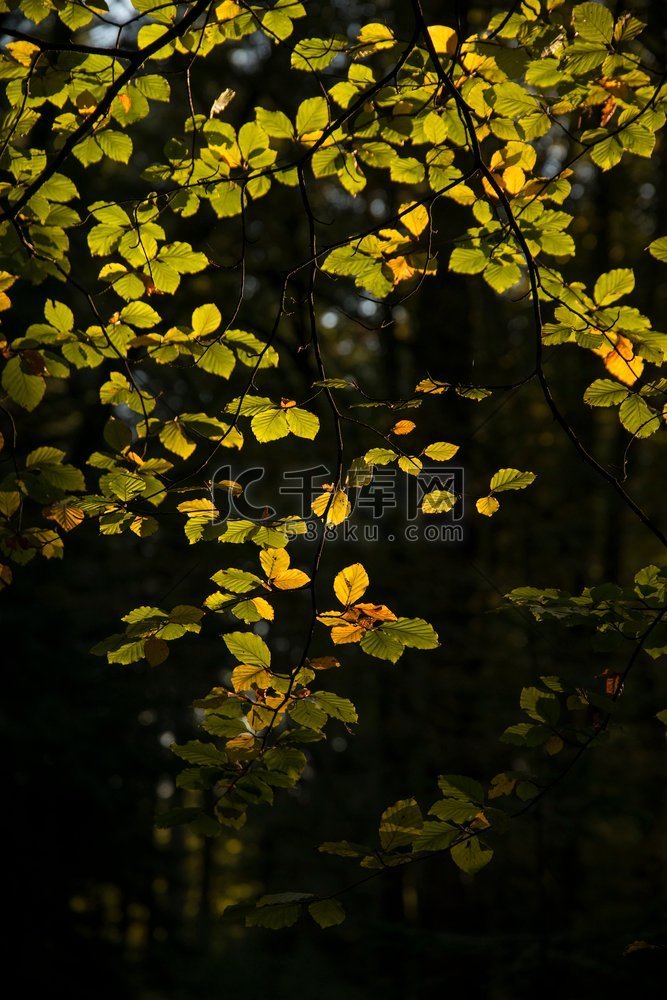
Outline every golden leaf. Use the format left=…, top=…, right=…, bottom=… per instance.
left=428, top=24, right=458, bottom=56
left=503, top=164, right=525, bottom=195
left=44, top=503, right=85, bottom=532
left=272, top=568, right=310, bottom=590
left=250, top=597, right=275, bottom=620
left=331, top=622, right=365, bottom=644
left=354, top=602, right=396, bottom=622
left=476, top=495, right=500, bottom=517
left=260, top=547, right=289, bottom=579
left=231, top=663, right=272, bottom=691
left=7, top=41, right=39, bottom=66
left=312, top=490, right=351, bottom=525
left=261, top=547, right=310, bottom=589
left=401, top=202, right=429, bottom=237
left=387, top=256, right=416, bottom=283
left=334, top=563, right=369, bottom=606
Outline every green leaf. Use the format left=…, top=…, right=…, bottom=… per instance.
left=422, top=441, right=459, bottom=460
left=364, top=448, right=396, bottom=465
left=648, top=236, right=667, bottom=262
left=211, top=568, right=262, bottom=593
left=308, top=899, right=345, bottom=928
left=593, top=269, right=634, bottom=306
left=171, top=740, right=227, bottom=767
left=421, top=489, right=456, bottom=514
left=97, top=130, right=133, bottom=162
left=450, top=247, right=488, bottom=274
left=412, top=820, right=457, bottom=852
left=450, top=837, right=493, bottom=875
left=382, top=617, right=439, bottom=649
left=44, top=299, right=73, bottom=332
left=223, top=631, right=271, bottom=668
left=573, top=2, right=614, bottom=45
left=438, top=774, right=485, bottom=803
left=379, top=798, right=423, bottom=850
left=101, top=472, right=146, bottom=501
left=314, top=692, right=358, bottom=723
left=489, top=468, right=536, bottom=492
left=360, top=627, right=404, bottom=662
left=492, top=82, right=539, bottom=118
left=120, top=301, right=161, bottom=328
left=252, top=408, right=290, bottom=442
left=246, top=903, right=300, bottom=929
left=135, top=74, right=171, bottom=101
left=192, top=303, right=221, bottom=337
left=619, top=395, right=660, bottom=437
left=289, top=698, right=328, bottom=731
left=584, top=379, right=629, bottom=406
left=285, top=406, right=320, bottom=439
left=296, top=96, right=328, bottom=135
left=197, top=343, right=236, bottom=378
left=292, top=36, right=346, bottom=71
left=2, top=357, right=45, bottom=411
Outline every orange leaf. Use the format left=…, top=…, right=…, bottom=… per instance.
left=391, top=419, right=416, bottom=435
left=601, top=334, right=643, bottom=386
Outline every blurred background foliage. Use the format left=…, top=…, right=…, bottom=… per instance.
left=3, top=0, right=667, bottom=996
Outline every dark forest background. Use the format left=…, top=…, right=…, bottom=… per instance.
left=3, top=1, right=667, bottom=996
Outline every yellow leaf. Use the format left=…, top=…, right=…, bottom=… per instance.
left=225, top=733, right=259, bottom=758
left=476, top=495, right=500, bottom=517
left=334, top=563, right=369, bottom=606
left=401, top=202, right=429, bottom=237
left=260, top=547, right=289, bottom=579
left=387, top=256, right=417, bottom=283
left=391, top=419, right=416, bottom=435
left=7, top=41, right=39, bottom=66
left=317, top=610, right=344, bottom=626
left=250, top=597, right=274, bottom=621
left=312, top=490, right=351, bottom=525
left=503, top=164, right=525, bottom=195
left=428, top=24, right=458, bottom=56
left=423, top=441, right=459, bottom=460
left=177, top=498, right=217, bottom=515
left=216, top=0, right=243, bottom=18
left=331, top=622, right=365, bottom=644
left=273, top=568, right=310, bottom=590
left=261, top=546, right=310, bottom=589
left=398, top=456, right=422, bottom=476
left=231, top=663, right=272, bottom=691
left=117, top=93, right=132, bottom=114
